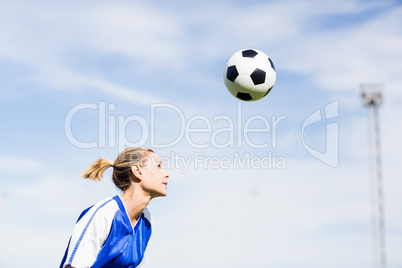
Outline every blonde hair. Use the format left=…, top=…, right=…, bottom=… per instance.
left=81, top=147, right=154, bottom=191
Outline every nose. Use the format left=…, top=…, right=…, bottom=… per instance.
left=165, top=170, right=170, bottom=179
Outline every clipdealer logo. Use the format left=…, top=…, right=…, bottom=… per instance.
left=301, top=101, right=339, bottom=167
left=64, top=102, right=286, bottom=151
left=64, top=101, right=339, bottom=170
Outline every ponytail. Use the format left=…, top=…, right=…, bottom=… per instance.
left=81, top=158, right=114, bottom=181
left=80, top=147, right=154, bottom=191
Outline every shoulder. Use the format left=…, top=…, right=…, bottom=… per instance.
left=63, top=196, right=121, bottom=267
left=142, top=207, right=152, bottom=219
left=142, top=208, right=153, bottom=226
left=75, top=196, right=120, bottom=229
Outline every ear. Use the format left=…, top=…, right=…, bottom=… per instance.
left=131, top=165, right=143, bottom=180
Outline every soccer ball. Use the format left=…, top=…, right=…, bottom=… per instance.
left=223, top=48, right=276, bottom=101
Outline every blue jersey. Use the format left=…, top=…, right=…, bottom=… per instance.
left=60, top=195, right=153, bottom=268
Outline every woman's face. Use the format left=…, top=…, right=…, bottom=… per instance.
left=140, top=152, right=169, bottom=198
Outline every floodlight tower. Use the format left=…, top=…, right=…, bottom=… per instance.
left=361, top=84, right=386, bottom=268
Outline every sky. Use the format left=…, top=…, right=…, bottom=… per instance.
left=0, top=0, right=402, bottom=267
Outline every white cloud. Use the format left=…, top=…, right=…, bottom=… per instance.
left=0, top=155, right=45, bottom=170
left=277, top=3, right=402, bottom=94
left=0, top=0, right=184, bottom=105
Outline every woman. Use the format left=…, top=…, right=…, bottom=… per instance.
left=60, top=147, right=169, bottom=268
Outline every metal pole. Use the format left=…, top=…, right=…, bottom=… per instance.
left=373, top=105, right=386, bottom=268
left=361, top=84, right=386, bottom=268
left=367, top=106, right=379, bottom=268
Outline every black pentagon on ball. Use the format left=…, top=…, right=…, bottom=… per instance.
left=242, top=49, right=258, bottom=58
left=226, top=65, right=239, bottom=82
left=250, top=68, right=266, bottom=85
left=236, top=92, right=253, bottom=101
left=268, top=58, right=276, bottom=71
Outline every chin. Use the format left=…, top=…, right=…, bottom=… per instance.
left=151, top=191, right=167, bottom=199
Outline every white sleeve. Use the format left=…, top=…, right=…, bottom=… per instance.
left=63, top=199, right=118, bottom=268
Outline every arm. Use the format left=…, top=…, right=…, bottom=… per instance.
left=62, top=199, right=116, bottom=267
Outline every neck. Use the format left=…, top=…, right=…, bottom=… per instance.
left=120, top=186, right=151, bottom=226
